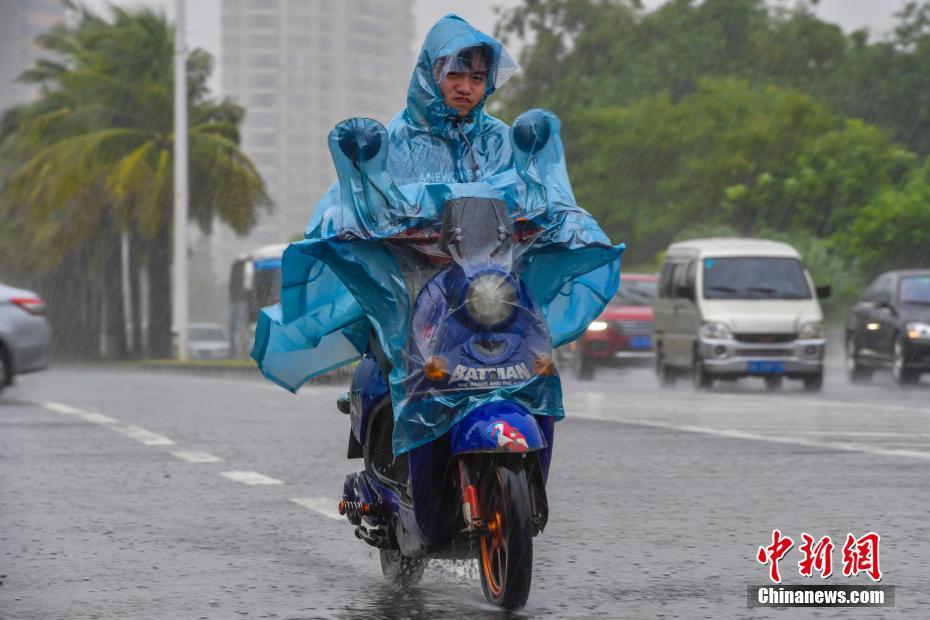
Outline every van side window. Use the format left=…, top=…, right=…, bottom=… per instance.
left=684, top=261, right=696, bottom=289
left=658, top=262, right=675, bottom=298
left=669, top=262, right=686, bottom=298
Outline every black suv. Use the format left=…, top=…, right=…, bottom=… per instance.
left=846, top=270, right=930, bottom=384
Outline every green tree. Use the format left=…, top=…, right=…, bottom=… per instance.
left=0, top=5, right=271, bottom=358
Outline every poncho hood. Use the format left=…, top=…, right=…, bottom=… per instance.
left=405, top=14, right=517, bottom=139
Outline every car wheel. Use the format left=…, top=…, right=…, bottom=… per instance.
left=575, top=353, right=595, bottom=381
left=692, top=354, right=713, bottom=390
left=845, top=333, right=872, bottom=383
left=0, top=350, right=7, bottom=396
left=764, top=376, right=783, bottom=391
left=802, top=370, right=824, bottom=392
left=656, top=348, right=676, bottom=387
left=892, top=336, right=920, bottom=385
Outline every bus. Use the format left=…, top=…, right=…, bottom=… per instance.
left=228, top=243, right=288, bottom=358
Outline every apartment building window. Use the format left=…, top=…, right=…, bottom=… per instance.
left=249, top=53, right=278, bottom=69
left=249, top=132, right=277, bottom=147
left=251, top=152, right=278, bottom=167
left=249, top=14, right=277, bottom=28
left=250, top=93, right=278, bottom=107
left=248, top=33, right=279, bottom=48
left=250, top=112, right=278, bottom=128
left=249, top=73, right=277, bottom=88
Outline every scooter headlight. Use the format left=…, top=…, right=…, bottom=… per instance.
left=465, top=273, right=517, bottom=327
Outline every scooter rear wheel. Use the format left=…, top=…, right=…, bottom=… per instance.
left=477, top=461, right=533, bottom=610
left=379, top=548, right=426, bottom=588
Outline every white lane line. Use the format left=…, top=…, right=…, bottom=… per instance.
left=171, top=450, right=223, bottom=464
left=115, top=425, right=176, bottom=446
left=81, top=412, right=119, bottom=425
left=42, top=401, right=84, bottom=415
left=221, top=471, right=284, bottom=486
left=290, top=497, right=345, bottom=521
left=573, top=414, right=930, bottom=462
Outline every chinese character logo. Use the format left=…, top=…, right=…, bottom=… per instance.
left=756, top=529, right=794, bottom=584
left=757, top=530, right=883, bottom=583
left=842, top=532, right=882, bottom=582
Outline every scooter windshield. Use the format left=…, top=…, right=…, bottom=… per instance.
left=442, top=197, right=513, bottom=276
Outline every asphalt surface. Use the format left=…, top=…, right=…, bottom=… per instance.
left=1, top=350, right=929, bottom=619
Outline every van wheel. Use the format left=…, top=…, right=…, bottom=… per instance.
left=803, top=371, right=823, bottom=392
left=692, top=354, right=713, bottom=390
left=656, top=348, right=676, bottom=386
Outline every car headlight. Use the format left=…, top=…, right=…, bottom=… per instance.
left=700, top=321, right=732, bottom=340
left=798, top=321, right=824, bottom=339
left=907, top=322, right=930, bottom=340
left=587, top=321, right=608, bottom=332
left=464, top=273, right=517, bottom=326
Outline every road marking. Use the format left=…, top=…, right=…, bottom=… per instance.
left=171, top=450, right=222, bottom=464
left=221, top=471, right=284, bottom=485
left=81, top=412, right=118, bottom=425
left=42, top=401, right=84, bottom=415
left=575, top=415, right=930, bottom=462
left=290, top=497, right=345, bottom=521
left=116, top=425, right=176, bottom=446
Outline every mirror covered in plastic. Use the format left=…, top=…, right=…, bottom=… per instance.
left=252, top=110, right=624, bottom=455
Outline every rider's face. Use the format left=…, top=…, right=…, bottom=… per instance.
left=440, top=69, right=488, bottom=118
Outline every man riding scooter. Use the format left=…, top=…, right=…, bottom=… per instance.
left=252, top=14, right=623, bottom=610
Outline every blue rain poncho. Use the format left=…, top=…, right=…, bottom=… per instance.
left=252, top=15, right=624, bottom=454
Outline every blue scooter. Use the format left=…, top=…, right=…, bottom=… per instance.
left=333, top=114, right=559, bottom=610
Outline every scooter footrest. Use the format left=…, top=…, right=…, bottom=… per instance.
left=354, top=525, right=389, bottom=549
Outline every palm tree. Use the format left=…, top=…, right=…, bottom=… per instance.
left=1, top=4, right=271, bottom=358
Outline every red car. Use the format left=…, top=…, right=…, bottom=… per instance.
left=566, top=273, right=658, bottom=380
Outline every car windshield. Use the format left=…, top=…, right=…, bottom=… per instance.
left=703, top=257, right=811, bottom=300
left=899, top=276, right=930, bottom=305
left=613, top=279, right=657, bottom=306
left=189, top=326, right=225, bottom=341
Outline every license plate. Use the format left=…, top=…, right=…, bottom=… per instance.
left=629, top=335, right=652, bottom=349
left=747, top=361, right=784, bottom=374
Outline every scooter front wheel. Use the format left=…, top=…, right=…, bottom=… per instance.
left=379, top=549, right=426, bottom=588
left=478, top=460, right=533, bottom=610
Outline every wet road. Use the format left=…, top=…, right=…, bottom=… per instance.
left=1, top=351, right=929, bottom=618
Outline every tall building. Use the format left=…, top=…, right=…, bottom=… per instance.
left=216, top=0, right=415, bottom=272
left=0, top=0, right=69, bottom=115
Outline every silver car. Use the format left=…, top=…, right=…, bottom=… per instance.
left=0, top=282, right=51, bottom=394
left=188, top=323, right=231, bottom=360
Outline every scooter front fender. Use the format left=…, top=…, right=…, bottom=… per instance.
left=450, top=401, right=547, bottom=456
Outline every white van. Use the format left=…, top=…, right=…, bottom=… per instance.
left=653, top=238, right=830, bottom=391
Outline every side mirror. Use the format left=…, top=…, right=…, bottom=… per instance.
left=511, top=109, right=551, bottom=155
left=815, top=285, right=831, bottom=299
left=677, top=284, right=695, bottom=301
left=877, top=301, right=897, bottom=316
left=334, top=118, right=383, bottom=163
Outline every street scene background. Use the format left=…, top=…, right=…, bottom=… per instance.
left=2, top=0, right=930, bottom=617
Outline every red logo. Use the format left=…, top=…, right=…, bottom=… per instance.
left=756, top=529, right=794, bottom=583
left=757, top=530, right=882, bottom=583
left=842, top=532, right=882, bottom=582
left=486, top=421, right=529, bottom=452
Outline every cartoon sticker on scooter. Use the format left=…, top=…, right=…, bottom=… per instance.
left=486, top=421, right=530, bottom=452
